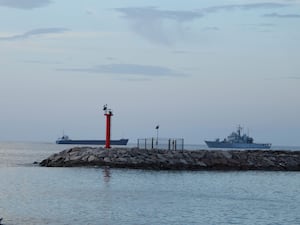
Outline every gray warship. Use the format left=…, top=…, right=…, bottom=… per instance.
left=205, top=126, right=271, bottom=149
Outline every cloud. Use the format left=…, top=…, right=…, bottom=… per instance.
left=267, top=76, right=300, bottom=81
left=116, top=7, right=203, bottom=22
left=85, top=9, right=95, bottom=15
left=106, top=57, right=116, bottom=60
left=57, top=63, right=185, bottom=78
left=263, top=12, right=300, bottom=18
left=257, top=23, right=276, bottom=26
left=0, top=0, right=52, bottom=9
left=202, top=26, right=220, bottom=31
left=22, top=59, right=63, bottom=65
left=0, top=28, right=69, bottom=41
left=115, top=7, right=203, bottom=45
left=172, top=50, right=189, bottom=54
left=114, top=3, right=288, bottom=45
left=286, top=76, right=300, bottom=79
left=202, top=3, right=287, bottom=13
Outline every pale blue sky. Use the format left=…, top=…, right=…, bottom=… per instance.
left=0, top=0, right=299, bottom=145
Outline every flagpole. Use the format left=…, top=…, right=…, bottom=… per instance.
left=156, top=125, right=159, bottom=147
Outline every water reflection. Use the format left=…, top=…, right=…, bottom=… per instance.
left=102, top=166, right=111, bottom=182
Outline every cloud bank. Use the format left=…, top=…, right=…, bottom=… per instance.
left=115, top=3, right=288, bottom=45
left=0, top=28, right=69, bottom=41
left=58, top=64, right=185, bottom=78
left=0, top=0, right=52, bottom=9
left=202, top=3, right=286, bottom=13
left=115, top=7, right=203, bottom=45
left=264, top=12, right=300, bottom=18
left=116, top=7, right=203, bottom=22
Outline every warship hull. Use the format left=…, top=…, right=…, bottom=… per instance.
left=205, top=141, right=271, bottom=149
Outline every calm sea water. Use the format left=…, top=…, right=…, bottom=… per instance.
left=1, top=142, right=300, bottom=225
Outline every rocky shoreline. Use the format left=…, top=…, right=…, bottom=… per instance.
left=39, top=147, right=300, bottom=171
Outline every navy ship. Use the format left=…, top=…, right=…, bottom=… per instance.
left=56, top=135, right=129, bottom=145
left=205, top=126, right=271, bottom=149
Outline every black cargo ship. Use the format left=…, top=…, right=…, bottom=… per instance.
left=56, top=135, right=128, bottom=145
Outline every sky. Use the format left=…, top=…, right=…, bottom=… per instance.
left=0, top=0, right=299, bottom=146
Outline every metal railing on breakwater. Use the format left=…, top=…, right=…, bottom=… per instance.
left=137, top=138, right=184, bottom=151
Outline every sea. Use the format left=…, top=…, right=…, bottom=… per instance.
left=1, top=142, right=300, bottom=225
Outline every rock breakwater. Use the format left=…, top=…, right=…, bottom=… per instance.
left=40, top=147, right=300, bottom=171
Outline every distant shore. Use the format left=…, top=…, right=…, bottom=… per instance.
left=39, top=147, right=300, bottom=171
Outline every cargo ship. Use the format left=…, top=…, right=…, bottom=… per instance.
left=205, top=126, right=271, bottom=149
left=56, top=135, right=129, bottom=145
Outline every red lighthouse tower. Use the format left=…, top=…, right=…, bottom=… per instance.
left=103, top=104, right=113, bottom=149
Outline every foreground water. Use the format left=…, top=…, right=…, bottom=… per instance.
left=1, top=142, right=300, bottom=225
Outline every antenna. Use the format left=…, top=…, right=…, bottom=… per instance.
left=237, top=125, right=242, bottom=137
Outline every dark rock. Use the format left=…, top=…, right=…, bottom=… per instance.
left=39, top=147, right=300, bottom=171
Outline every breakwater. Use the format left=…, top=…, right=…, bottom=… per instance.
left=39, top=147, right=300, bottom=171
